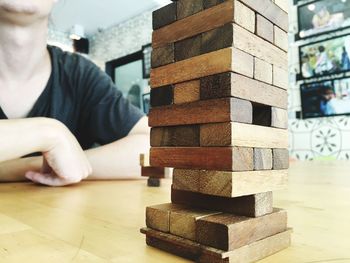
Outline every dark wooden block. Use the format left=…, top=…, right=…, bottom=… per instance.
left=201, top=23, right=233, bottom=54
left=171, top=188, right=273, bottom=217
left=150, top=85, right=173, bottom=107
left=141, top=167, right=165, bottom=178
left=203, top=0, right=226, bottom=9
left=254, top=148, right=273, bottom=170
left=175, top=35, right=201, bottom=61
left=177, top=0, right=203, bottom=20
left=148, top=97, right=253, bottom=127
left=151, top=44, right=175, bottom=68
left=252, top=104, right=271, bottom=127
left=150, top=125, right=200, bottom=147
left=148, top=177, right=161, bottom=187
left=273, top=148, right=289, bottom=169
left=196, top=208, right=288, bottom=251
left=152, top=2, right=177, bottom=30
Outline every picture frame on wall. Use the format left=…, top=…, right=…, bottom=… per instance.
left=297, top=0, right=350, bottom=40
left=142, top=44, right=152, bottom=79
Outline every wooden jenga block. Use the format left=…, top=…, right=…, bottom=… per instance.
left=273, top=65, right=289, bottom=90
left=170, top=207, right=221, bottom=241
left=271, top=107, right=288, bottom=129
left=148, top=97, right=252, bottom=127
left=174, top=80, right=200, bottom=104
left=150, top=125, right=200, bottom=147
left=150, top=47, right=254, bottom=88
left=200, top=122, right=289, bottom=148
left=200, top=72, right=288, bottom=109
left=172, top=169, right=288, bottom=197
left=254, top=57, right=272, bottom=84
left=151, top=44, right=174, bottom=68
left=148, top=178, right=161, bottom=187
left=172, top=188, right=273, bottom=217
left=274, top=25, right=288, bottom=52
left=201, top=24, right=233, bottom=55
left=177, top=0, right=204, bottom=20
left=150, top=85, right=173, bottom=107
left=254, top=148, right=273, bottom=170
left=274, top=0, right=289, bottom=14
left=146, top=203, right=182, bottom=232
left=203, top=0, right=226, bottom=9
left=152, top=2, right=177, bottom=30
left=150, top=147, right=253, bottom=171
left=256, top=14, right=274, bottom=43
left=196, top=208, right=287, bottom=251
left=173, top=169, right=200, bottom=193
left=273, top=148, right=289, bottom=169
left=233, top=0, right=255, bottom=33
left=175, top=34, right=201, bottom=61
left=139, top=153, right=150, bottom=167
left=252, top=104, right=272, bottom=127
left=141, top=167, right=165, bottom=178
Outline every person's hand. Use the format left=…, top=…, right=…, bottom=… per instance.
left=25, top=119, right=92, bottom=186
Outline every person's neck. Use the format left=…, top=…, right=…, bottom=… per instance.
left=0, top=20, right=49, bottom=83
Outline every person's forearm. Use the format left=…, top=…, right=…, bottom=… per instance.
left=85, top=134, right=150, bottom=180
left=0, top=157, right=42, bottom=182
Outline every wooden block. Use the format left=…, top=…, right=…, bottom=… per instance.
left=252, top=104, right=271, bottom=127
left=140, top=153, right=150, bottom=167
left=254, top=57, right=272, bottom=84
left=172, top=188, right=273, bottom=217
left=274, top=0, right=289, bottom=14
left=174, top=80, right=200, bottom=104
left=256, top=14, right=274, bottom=43
left=233, top=0, right=255, bottom=33
left=142, top=167, right=165, bottom=178
left=200, top=72, right=288, bottom=109
left=177, top=0, right=203, bottom=20
left=273, top=148, right=289, bottom=169
left=150, top=47, right=254, bottom=88
left=273, top=65, right=288, bottom=90
left=172, top=169, right=288, bottom=197
left=141, top=227, right=292, bottom=262
left=149, top=97, right=253, bottom=127
left=150, top=147, right=253, bottom=171
left=150, top=85, right=173, bottom=107
left=254, top=148, right=272, bottom=170
left=151, top=44, right=175, bottom=68
left=150, top=125, right=200, bottom=147
left=203, top=0, right=226, bottom=9
left=146, top=203, right=182, bottom=232
left=200, top=122, right=289, bottom=148
left=196, top=208, right=288, bottom=251
left=201, top=24, right=233, bottom=55
left=175, top=35, right=201, bottom=61
left=274, top=25, right=288, bottom=52
left=170, top=207, right=221, bottom=241
left=148, top=178, right=161, bottom=187
left=173, top=169, right=200, bottom=193
left=152, top=2, right=177, bottom=30
left=271, top=107, right=288, bottom=129
left=239, top=0, right=288, bottom=32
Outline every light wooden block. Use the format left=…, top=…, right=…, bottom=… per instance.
left=273, top=65, right=289, bottom=90
left=273, top=148, right=289, bottom=169
left=173, top=169, right=200, bottom=193
left=233, top=0, right=255, bottom=33
left=196, top=208, right=288, bottom=251
left=254, top=148, right=273, bottom=170
left=140, top=153, right=150, bottom=167
left=271, top=107, right=288, bottom=129
left=256, top=14, right=273, bottom=43
left=150, top=125, right=200, bottom=147
left=174, top=80, right=200, bottom=104
left=146, top=203, right=182, bottom=232
left=172, top=169, right=288, bottom=198
left=254, top=57, right=272, bottom=84
left=151, top=43, right=174, bottom=68
left=274, top=25, right=288, bottom=52
left=274, top=0, right=289, bottom=14
left=200, top=122, right=288, bottom=148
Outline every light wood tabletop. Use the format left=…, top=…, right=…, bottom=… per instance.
left=0, top=161, right=349, bottom=263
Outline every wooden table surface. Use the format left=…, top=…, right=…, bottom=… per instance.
left=0, top=161, right=349, bottom=263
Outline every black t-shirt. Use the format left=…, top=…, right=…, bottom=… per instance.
left=0, top=46, right=144, bottom=150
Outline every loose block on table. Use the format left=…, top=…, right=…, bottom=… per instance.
left=141, top=167, right=165, bottom=179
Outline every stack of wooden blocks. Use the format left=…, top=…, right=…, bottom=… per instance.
left=141, top=0, right=290, bottom=261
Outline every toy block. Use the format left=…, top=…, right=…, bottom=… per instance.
left=200, top=122, right=288, bottom=148
left=150, top=125, right=200, bottom=147
left=201, top=23, right=233, bottom=55
left=172, top=169, right=288, bottom=197
left=175, top=34, right=202, bottom=61
left=273, top=65, right=289, bottom=90
left=256, top=14, right=274, bottom=43
left=148, top=97, right=252, bottom=127
left=232, top=0, right=255, bottom=33
left=148, top=178, right=161, bottom=187
left=150, top=147, right=254, bottom=171
left=254, top=148, right=273, bottom=170
left=177, top=0, right=204, bottom=20
left=274, top=0, right=289, bottom=14
left=273, top=149, right=289, bottom=169
left=150, top=85, right=173, bottom=107
left=196, top=208, right=287, bottom=251
left=151, top=43, right=174, bottom=68
left=254, top=57, right=273, bottom=85
left=141, top=167, right=165, bottom=178
left=271, top=107, right=288, bottom=129
left=200, top=72, right=288, bottom=109
left=274, top=25, right=288, bottom=52
left=146, top=203, right=183, bottom=232
left=152, top=2, right=177, bottom=30
left=203, top=0, right=226, bottom=9
left=174, top=80, right=200, bottom=104
left=139, top=153, right=150, bottom=167
left=171, top=188, right=273, bottom=217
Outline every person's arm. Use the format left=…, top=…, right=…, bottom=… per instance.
left=0, top=157, right=41, bottom=182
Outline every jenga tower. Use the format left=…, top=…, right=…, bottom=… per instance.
left=141, top=0, right=290, bottom=262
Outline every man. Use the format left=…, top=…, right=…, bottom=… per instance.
left=0, top=0, right=150, bottom=186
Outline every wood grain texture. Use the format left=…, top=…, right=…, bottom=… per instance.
left=152, top=2, right=177, bottom=30
left=203, top=0, right=226, bottom=9
left=150, top=125, right=200, bottom=147
left=271, top=107, right=288, bottom=129
left=201, top=23, right=233, bottom=55
left=151, top=44, right=175, bottom=68
left=177, top=0, right=203, bottom=20
left=171, top=188, right=273, bottom=217
left=173, top=169, right=200, bottom=193
left=141, top=167, right=165, bottom=178
left=150, top=47, right=253, bottom=88
left=150, top=147, right=253, bottom=171
left=175, top=34, right=201, bottom=61
left=148, top=97, right=253, bottom=127
left=200, top=122, right=289, bottom=148
left=273, top=148, right=289, bottom=169
left=139, top=153, right=150, bottom=167
left=174, top=80, right=200, bottom=104
left=273, top=65, right=289, bottom=90
left=148, top=177, right=161, bottom=187
left=196, top=208, right=288, bottom=251
left=254, top=148, right=273, bottom=170
left=200, top=72, right=288, bottom=109
left=233, top=0, right=255, bottom=33
left=173, top=169, right=288, bottom=197
left=150, top=85, right=173, bottom=107
left=274, top=25, right=288, bottom=52
left=256, top=14, right=274, bottom=43
left=146, top=203, right=183, bottom=232
left=254, top=57, right=272, bottom=84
